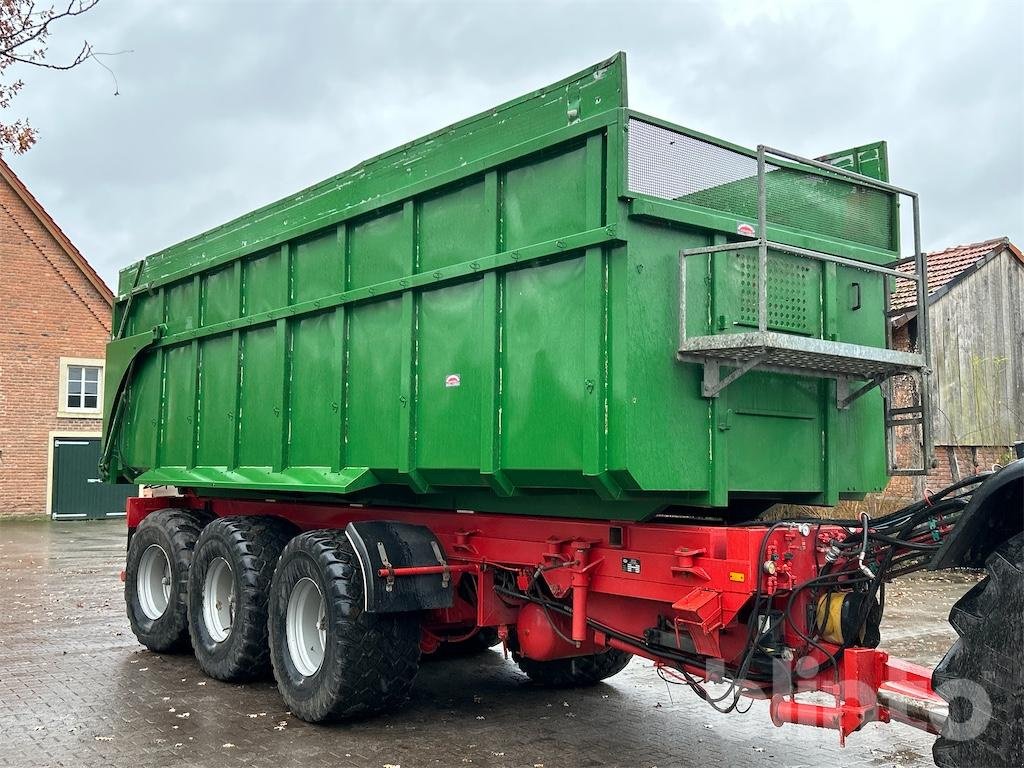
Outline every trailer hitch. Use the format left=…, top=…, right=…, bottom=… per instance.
left=770, top=649, right=945, bottom=744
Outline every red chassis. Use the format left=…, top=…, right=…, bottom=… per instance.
left=126, top=494, right=946, bottom=744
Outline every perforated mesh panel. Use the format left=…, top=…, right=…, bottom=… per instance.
left=626, top=118, right=895, bottom=251
left=733, top=251, right=817, bottom=335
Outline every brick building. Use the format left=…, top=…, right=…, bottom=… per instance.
left=888, top=237, right=1024, bottom=498
left=0, top=158, right=132, bottom=518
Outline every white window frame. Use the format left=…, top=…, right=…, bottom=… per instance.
left=57, top=357, right=104, bottom=419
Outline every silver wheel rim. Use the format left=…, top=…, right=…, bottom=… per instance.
left=202, top=556, right=235, bottom=643
left=286, top=577, right=326, bottom=677
left=138, top=544, right=171, bottom=620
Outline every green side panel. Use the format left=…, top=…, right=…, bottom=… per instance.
left=122, top=351, right=160, bottom=468
left=419, top=179, right=491, bottom=272
left=835, top=267, right=885, bottom=346
left=243, top=248, right=287, bottom=315
left=100, top=328, right=163, bottom=480
left=726, top=373, right=822, bottom=491
left=288, top=311, right=342, bottom=468
left=502, top=257, right=586, bottom=478
left=128, top=292, right=163, bottom=335
left=833, top=263, right=888, bottom=492
left=505, top=145, right=589, bottom=250
left=196, top=335, right=235, bottom=466
left=416, top=281, right=483, bottom=479
left=161, top=344, right=193, bottom=466
left=293, top=230, right=344, bottom=303
left=836, top=392, right=887, bottom=493
left=237, top=327, right=278, bottom=467
left=618, top=224, right=708, bottom=491
left=348, top=207, right=407, bottom=290
left=164, top=280, right=197, bottom=334
left=346, top=298, right=402, bottom=473
left=203, top=265, right=239, bottom=325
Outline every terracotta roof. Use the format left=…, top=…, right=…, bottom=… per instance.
left=0, top=157, right=113, bottom=307
left=891, top=236, right=1023, bottom=312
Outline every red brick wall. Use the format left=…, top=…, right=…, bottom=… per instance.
left=887, top=444, right=1014, bottom=500
left=0, top=176, right=112, bottom=516
left=885, top=321, right=1015, bottom=500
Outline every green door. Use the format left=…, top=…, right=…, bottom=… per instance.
left=51, top=437, right=136, bottom=520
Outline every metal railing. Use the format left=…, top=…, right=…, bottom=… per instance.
left=674, top=144, right=932, bottom=475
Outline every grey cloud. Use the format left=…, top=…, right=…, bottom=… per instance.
left=9, top=0, right=1023, bottom=289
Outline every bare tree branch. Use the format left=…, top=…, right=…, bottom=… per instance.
left=0, top=0, right=103, bottom=154
left=3, top=37, right=89, bottom=69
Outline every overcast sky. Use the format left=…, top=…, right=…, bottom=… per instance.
left=9, top=0, right=1024, bottom=290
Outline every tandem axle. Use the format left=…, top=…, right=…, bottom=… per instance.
left=121, top=457, right=1022, bottom=766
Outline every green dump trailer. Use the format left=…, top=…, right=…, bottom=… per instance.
left=102, top=52, right=929, bottom=521
left=105, top=55, right=1024, bottom=767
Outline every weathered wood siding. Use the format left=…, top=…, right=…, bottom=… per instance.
left=930, top=248, right=1024, bottom=446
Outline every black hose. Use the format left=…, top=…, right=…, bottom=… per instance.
left=499, top=472, right=991, bottom=721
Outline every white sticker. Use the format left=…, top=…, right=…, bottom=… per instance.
left=445, top=374, right=461, bottom=388
left=736, top=222, right=756, bottom=237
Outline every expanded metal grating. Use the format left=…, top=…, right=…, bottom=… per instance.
left=677, top=332, right=925, bottom=381
left=627, top=118, right=895, bottom=251
left=626, top=118, right=775, bottom=202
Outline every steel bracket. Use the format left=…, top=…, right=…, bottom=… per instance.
left=377, top=542, right=396, bottom=592
left=430, top=540, right=450, bottom=589
left=701, top=355, right=767, bottom=398
left=836, top=374, right=887, bottom=410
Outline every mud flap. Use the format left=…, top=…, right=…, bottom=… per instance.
left=344, top=520, right=454, bottom=613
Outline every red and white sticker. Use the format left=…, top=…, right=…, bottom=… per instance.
left=445, top=374, right=461, bottom=388
left=736, top=222, right=756, bottom=237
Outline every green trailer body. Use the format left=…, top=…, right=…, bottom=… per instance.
left=103, top=53, right=921, bottom=521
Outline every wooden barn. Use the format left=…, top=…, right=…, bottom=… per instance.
left=888, top=237, right=1024, bottom=498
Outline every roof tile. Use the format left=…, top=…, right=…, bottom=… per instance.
left=890, top=236, right=1017, bottom=311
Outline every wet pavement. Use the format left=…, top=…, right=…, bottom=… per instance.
left=0, top=518, right=980, bottom=768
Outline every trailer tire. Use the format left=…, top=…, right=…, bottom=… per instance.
left=516, top=648, right=633, bottom=688
left=932, top=531, right=1024, bottom=768
left=188, top=516, right=294, bottom=682
left=268, top=530, right=421, bottom=722
left=125, top=509, right=206, bottom=654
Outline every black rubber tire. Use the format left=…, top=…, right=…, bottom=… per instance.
left=427, top=627, right=502, bottom=660
left=125, top=509, right=207, bottom=654
left=188, top=516, right=294, bottom=682
left=268, top=530, right=421, bottom=723
left=516, top=648, right=633, bottom=688
left=933, top=531, right=1024, bottom=768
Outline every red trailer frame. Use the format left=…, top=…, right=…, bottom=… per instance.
left=125, top=493, right=949, bottom=745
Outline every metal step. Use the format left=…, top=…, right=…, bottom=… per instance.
left=677, top=331, right=925, bottom=382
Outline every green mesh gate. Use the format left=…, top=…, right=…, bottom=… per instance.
left=626, top=118, right=895, bottom=251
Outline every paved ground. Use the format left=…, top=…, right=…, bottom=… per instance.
left=0, top=518, right=979, bottom=768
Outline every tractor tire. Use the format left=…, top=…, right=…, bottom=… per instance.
left=268, top=530, right=421, bottom=723
left=516, top=648, right=633, bottom=688
left=933, top=531, right=1024, bottom=768
left=188, top=516, right=294, bottom=682
left=125, top=509, right=207, bottom=653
